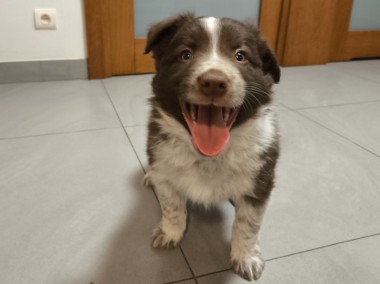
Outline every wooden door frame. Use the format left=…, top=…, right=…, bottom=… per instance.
left=275, top=0, right=380, bottom=66
left=84, top=0, right=284, bottom=79
left=84, top=0, right=135, bottom=78
left=84, top=0, right=380, bottom=78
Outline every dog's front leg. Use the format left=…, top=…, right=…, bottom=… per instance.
left=231, top=197, right=267, bottom=281
left=151, top=181, right=187, bottom=249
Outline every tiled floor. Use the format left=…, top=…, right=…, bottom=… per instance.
left=0, top=60, right=380, bottom=284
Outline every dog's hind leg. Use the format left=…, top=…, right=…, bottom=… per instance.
left=151, top=181, right=187, bottom=248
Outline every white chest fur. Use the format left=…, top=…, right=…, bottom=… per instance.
left=148, top=106, right=277, bottom=205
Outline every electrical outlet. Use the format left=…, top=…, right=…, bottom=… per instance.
left=34, top=8, right=57, bottom=30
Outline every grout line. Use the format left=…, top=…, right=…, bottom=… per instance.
left=178, top=245, right=199, bottom=284
left=342, top=74, right=380, bottom=86
left=101, top=81, right=147, bottom=174
left=294, top=110, right=380, bottom=158
left=195, top=232, right=380, bottom=280
left=0, top=127, right=121, bottom=141
left=101, top=81, right=199, bottom=283
left=195, top=268, right=231, bottom=279
left=266, top=232, right=380, bottom=262
left=124, top=123, right=148, bottom=128
left=162, top=276, right=198, bottom=284
left=326, top=63, right=380, bottom=85
left=283, top=99, right=380, bottom=111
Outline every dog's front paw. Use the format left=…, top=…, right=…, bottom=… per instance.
left=231, top=255, right=265, bottom=281
left=143, top=172, right=153, bottom=188
left=151, top=226, right=183, bottom=249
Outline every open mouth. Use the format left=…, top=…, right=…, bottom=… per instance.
left=180, top=101, right=240, bottom=157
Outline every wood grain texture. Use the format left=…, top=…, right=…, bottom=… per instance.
left=328, top=0, right=380, bottom=62
left=275, top=0, right=291, bottom=65
left=259, top=0, right=283, bottom=53
left=329, top=0, right=353, bottom=61
left=343, top=31, right=380, bottom=60
left=282, top=0, right=337, bottom=66
left=109, top=0, right=135, bottom=75
left=84, top=0, right=112, bottom=79
left=134, top=38, right=155, bottom=74
left=85, top=0, right=379, bottom=75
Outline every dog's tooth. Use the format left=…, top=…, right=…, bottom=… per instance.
left=223, top=107, right=230, bottom=122
left=190, top=104, right=197, bottom=121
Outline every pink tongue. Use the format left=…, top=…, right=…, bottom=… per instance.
left=191, top=105, right=229, bottom=157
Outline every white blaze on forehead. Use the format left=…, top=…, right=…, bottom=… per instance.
left=202, top=17, right=218, bottom=33
left=194, top=17, right=246, bottom=107
left=201, top=17, right=220, bottom=56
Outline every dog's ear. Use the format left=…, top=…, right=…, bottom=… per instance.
left=245, top=23, right=281, bottom=83
left=144, top=13, right=195, bottom=55
left=257, top=39, right=281, bottom=83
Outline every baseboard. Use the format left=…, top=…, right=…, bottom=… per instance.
left=0, top=59, right=88, bottom=84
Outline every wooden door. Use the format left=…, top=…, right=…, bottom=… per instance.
left=84, top=0, right=380, bottom=78
left=84, top=0, right=283, bottom=79
left=84, top=0, right=150, bottom=78
left=275, top=0, right=380, bottom=66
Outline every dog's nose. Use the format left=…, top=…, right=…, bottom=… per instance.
left=198, top=69, right=229, bottom=98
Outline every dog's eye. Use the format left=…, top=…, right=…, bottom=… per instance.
left=181, top=50, right=193, bottom=61
left=235, top=51, right=247, bottom=62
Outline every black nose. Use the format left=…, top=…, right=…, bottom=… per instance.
left=198, top=69, right=229, bottom=98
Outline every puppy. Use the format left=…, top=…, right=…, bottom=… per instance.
left=143, top=13, right=280, bottom=281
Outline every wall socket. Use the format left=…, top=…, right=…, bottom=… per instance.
left=34, top=8, right=57, bottom=30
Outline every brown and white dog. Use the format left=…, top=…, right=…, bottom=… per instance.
left=143, top=13, right=280, bottom=281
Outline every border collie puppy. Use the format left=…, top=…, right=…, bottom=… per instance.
left=143, top=13, right=280, bottom=281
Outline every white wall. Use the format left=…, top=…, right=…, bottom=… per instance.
left=0, top=0, right=86, bottom=62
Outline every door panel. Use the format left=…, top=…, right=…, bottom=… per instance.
left=85, top=0, right=380, bottom=78
left=133, top=0, right=263, bottom=74
left=85, top=0, right=277, bottom=78
left=134, top=0, right=261, bottom=37
left=110, top=0, right=135, bottom=75
left=277, top=0, right=380, bottom=66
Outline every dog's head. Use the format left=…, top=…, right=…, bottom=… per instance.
left=145, top=13, right=280, bottom=157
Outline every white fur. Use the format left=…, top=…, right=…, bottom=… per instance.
left=147, top=16, right=278, bottom=280
left=147, top=105, right=277, bottom=206
left=202, top=17, right=218, bottom=56
left=188, top=17, right=246, bottom=108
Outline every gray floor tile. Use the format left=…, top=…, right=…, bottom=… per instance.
left=126, top=111, right=380, bottom=276
left=126, top=126, right=149, bottom=170
left=181, top=202, right=235, bottom=276
left=263, top=111, right=380, bottom=257
left=197, top=235, right=380, bottom=284
left=103, top=74, right=153, bottom=127
left=273, top=103, right=288, bottom=111
left=0, top=129, right=192, bottom=284
left=328, top=60, right=380, bottom=83
left=275, top=65, right=380, bottom=109
left=173, top=280, right=197, bottom=284
left=2, top=60, right=378, bottom=283
left=0, top=80, right=120, bottom=139
left=299, top=101, right=380, bottom=157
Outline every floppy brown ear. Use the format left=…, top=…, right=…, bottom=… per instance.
left=144, top=12, right=195, bottom=55
left=257, top=39, right=281, bottom=83
left=244, top=22, right=281, bottom=83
